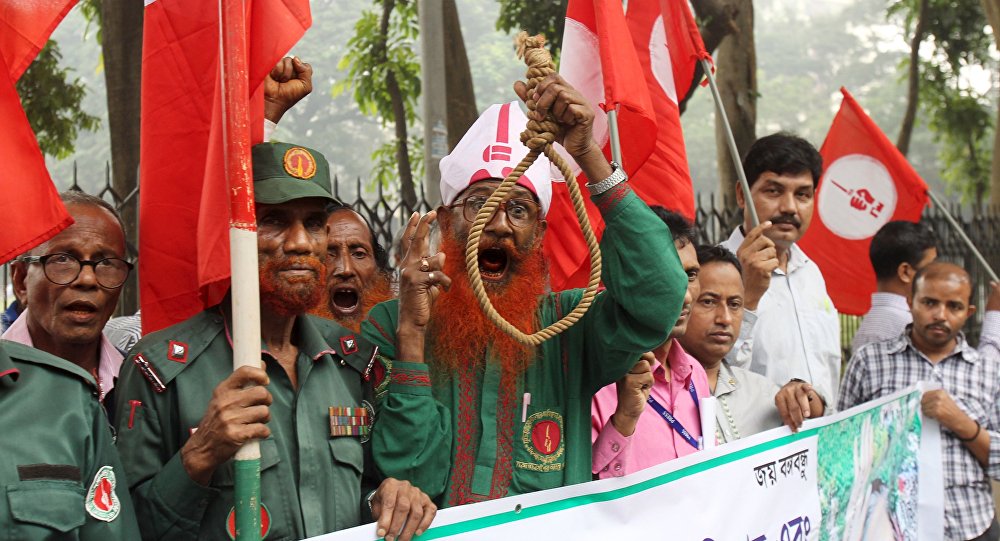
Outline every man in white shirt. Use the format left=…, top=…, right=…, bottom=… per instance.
left=851, top=220, right=937, bottom=352
left=721, top=132, right=841, bottom=405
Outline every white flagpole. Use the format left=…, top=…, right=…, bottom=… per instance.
left=607, top=106, right=623, bottom=165
left=700, top=58, right=759, bottom=227
left=219, top=0, right=262, bottom=539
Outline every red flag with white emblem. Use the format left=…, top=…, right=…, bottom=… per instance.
left=551, top=0, right=707, bottom=290
left=798, top=87, right=929, bottom=315
left=0, top=1, right=76, bottom=264
left=139, top=0, right=310, bottom=333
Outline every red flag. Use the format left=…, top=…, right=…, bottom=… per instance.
left=0, top=2, right=76, bottom=264
left=139, top=0, right=309, bottom=334
left=551, top=0, right=706, bottom=290
left=1, top=0, right=77, bottom=80
left=799, top=87, right=929, bottom=315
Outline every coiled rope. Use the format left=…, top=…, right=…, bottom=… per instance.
left=464, top=32, right=603, bottom=346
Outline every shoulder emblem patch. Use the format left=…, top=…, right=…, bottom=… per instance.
left=283, top=147, right=317, bottom=179
left=339, top=335, right=359, bottom=355
left=226, top=503, right=271, bottom=540
left=85, top=466, right=121, bottom=522
left=167, top=340, right=188, bottom=363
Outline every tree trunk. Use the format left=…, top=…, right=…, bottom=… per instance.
left=896, top=0, right=929, bottom=156
left=980, top=0, right=1000, bottom=206
left=713, top=0, right=756, bottom=204
left=441, top=0, right=477, bottom=151
left=682, top=0, right=740, bottom=112
left=387, top=70, right=416, bottom=208
left=379, top=0, right=416, bottom=208
left=100, top=0, right=143, bottom=316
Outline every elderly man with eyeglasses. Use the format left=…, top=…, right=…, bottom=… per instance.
left=6, top=190, right=132, bottom=414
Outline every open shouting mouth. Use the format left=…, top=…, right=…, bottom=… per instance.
left=330, top=284, right=360, bottom=316
left=478, top=248, right=509, bottom=282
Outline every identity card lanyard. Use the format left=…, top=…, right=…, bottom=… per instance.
left=646, top=380, right=702, bottom=450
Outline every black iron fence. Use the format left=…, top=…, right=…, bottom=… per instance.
left=4, top=168, right=998, bottom=357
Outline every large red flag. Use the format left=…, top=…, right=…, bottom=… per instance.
left=551, top=0, right=707, bottom=290
left=799, top=87, right=929, bottom=315
left=139, top=0, right=310, bottom=333
left=0, top=1, right=77, bottom=264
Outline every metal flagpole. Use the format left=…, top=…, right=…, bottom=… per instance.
left=700, top=58, right=759, bottom=227
left=926, top=190, right=999, bottom=282
left=219, top=0, right=262, bottom=539
left=607, top=107, right=623, bottom=165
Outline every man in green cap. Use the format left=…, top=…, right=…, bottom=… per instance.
left=115, top=142, right=436, bottom=541
left=0, top=339, right=140, bottom=539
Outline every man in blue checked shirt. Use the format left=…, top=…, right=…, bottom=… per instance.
left=840, top=261, right=1000, bottom=541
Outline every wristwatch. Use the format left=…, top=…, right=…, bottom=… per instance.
left=585, top=161, right=628, bottom=196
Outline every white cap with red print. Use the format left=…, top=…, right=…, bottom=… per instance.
left=439, top=101, right=554, bottom=217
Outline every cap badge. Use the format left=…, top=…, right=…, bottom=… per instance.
left=283, top=147, right=317, bottom=179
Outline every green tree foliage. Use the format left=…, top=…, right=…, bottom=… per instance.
left=495, top=0, right=567, bottom=61
left=335, top=0, right=423, bottom=191
left=889, top=0, right=995, bottom=204
left=16, top=40, right=100, bottom=160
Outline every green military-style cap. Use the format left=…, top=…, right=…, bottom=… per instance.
left=252, top=142, right=340, bottom=204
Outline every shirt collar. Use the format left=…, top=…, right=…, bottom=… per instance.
left=0, top=342, right=20, bottom=386
left=729, top=227, right=809, bottom=274
left=714, top=361, right=737, bottom=397
left=653, top=338, right=698, bottom=383
left=219, top=303, right=338, bottom=363
left=890, top=325, right=979, bottom=364
left=870, top=292, right=910, bottom=311
left=1, top=308, right=122, bottom=398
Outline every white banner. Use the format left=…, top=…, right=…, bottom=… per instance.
left=314, top=383, right=942, bottom=541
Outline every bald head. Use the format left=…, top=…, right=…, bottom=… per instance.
left=909, top=261, right=976, bottom=353
left=913, top=261, right=972, bottom=303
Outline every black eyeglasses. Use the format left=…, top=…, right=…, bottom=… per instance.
left=449, top=196, right=540, bottom=228
left=18, top=253, right=134, bottom=289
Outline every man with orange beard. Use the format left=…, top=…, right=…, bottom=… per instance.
left=114, top=143, right=436, bottom=540
left=361, top=75, right=688, bottom=506
left=311, top=205, right=395, bottom=332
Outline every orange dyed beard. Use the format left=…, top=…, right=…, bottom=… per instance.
left=427, top=234, right=547, bottom=376
left=311, top=272, right=395, bottom=332
left=259, top=255, right=326, bottom=318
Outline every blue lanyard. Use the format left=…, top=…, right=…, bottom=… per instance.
left=646, top=380, right=702, bottom=450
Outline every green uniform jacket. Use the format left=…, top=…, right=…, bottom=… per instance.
left=361, top=186, right=686, bottom=506
left=0, top=339, right=140, bottom=539
left=114, top=306, right=380, bottom=540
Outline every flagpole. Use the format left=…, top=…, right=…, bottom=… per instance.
left=700, top=58, right=759, bottom=227
left=219, top=0, right=262, bottom=540
left=607, top=106, right=623, bottom=165
left=926, top=190, right=999, bottom=282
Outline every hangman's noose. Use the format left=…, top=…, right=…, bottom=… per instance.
left=464, top=32, right=603, bottom=346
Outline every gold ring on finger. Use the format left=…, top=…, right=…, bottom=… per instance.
left=420, top=257, right=431, bottom=272
left=428, top=271, right=435, bottom=282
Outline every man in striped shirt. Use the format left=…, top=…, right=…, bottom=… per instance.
left=839, top=262, right=1000, bottom=541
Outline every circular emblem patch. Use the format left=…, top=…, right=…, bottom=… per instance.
left=817, top=154, right=898, bottom=240
left=85, top=466, right=121, bottom=522
left=283, top=147, right=317, bottom=179
left=521, top=410, right=565, bottom=465
left=226, top=503, right=271, bottom=540
left=531, top=420, right=561, bottom=455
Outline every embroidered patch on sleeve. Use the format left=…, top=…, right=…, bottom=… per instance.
left=85, top=466, right=121, bottom=522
